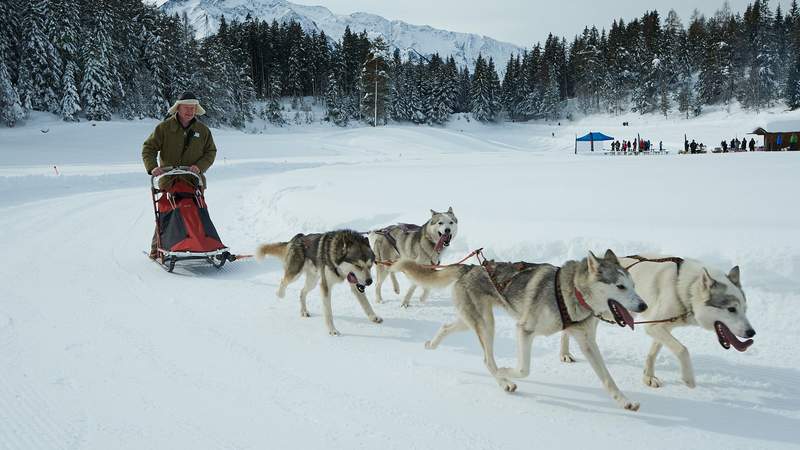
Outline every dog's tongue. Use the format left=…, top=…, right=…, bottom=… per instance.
left=714, top=321, right=753, bottom=352
left=608, top=299, right=635, bottom=330
left=347, top=273, right=358, bottom=284
left=434, top=233, right=451, bottom=253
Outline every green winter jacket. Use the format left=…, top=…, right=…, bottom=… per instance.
left=142, top=115, right=217, bottom=189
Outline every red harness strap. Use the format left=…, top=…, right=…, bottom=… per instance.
left=574, top=288, right=592, bottom=311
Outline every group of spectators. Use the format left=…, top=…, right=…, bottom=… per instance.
left=718, top=137, right=756, bottom=153
left=610, top=139, right=664, bottom=153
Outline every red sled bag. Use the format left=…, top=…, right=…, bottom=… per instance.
left=151, top=167, right=235, bottom=272
left=157, top=180, right=225, bottom=252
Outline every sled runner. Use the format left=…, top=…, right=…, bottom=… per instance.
left=150, top=166, right=245, bottom=272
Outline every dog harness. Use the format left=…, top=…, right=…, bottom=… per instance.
left=624, top=255, right=684, bottom=272
left=373, top=223, right=446, bottom=265
left=554, top=268, right=616, bottom=329
left=372, top=223, right=421, bottom=255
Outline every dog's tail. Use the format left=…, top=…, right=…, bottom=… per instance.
left=255, top=242, right=288, bottom=261
left=390, top=259, right=461, bottom=289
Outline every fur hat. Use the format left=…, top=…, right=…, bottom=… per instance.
left=167, top=92, right=206, bottom=116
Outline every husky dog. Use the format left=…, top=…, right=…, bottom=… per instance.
left=392, top=250, right=648, bottom=411
left=369, top=208, right=458, bottom=307
left=256, top=230, right=383, bottom=336
left=560, top=256, right=756, bottom=388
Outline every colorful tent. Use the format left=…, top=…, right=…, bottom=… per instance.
left=575, top=132, right=614, bottom=153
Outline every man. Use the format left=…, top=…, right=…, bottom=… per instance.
left=142, top=92, right=217, bottom=258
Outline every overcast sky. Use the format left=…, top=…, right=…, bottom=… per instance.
left=289, top=0, right=794, bottom=47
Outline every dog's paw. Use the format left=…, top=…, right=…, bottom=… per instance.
left=392, top=286, right=400, bottom=295
left=501, top=381, right=517, bottom=393
left=300, top=310, right=311, bottom=318
left=400, top=301, right=410, bottom=309
left=328, top=329, right=341, bottom=336
left=375, top=297, right=383, bottom=304
left=371, top=315, right=383, bottom=324
left=622, top=400, right=640, bottom=412
left=424, top=340, right=436, bottom=350
left=643, top=375, right=663, bottom=388
left=560, top=353, right=576, bottom=363
left=682, top=377, right=696, bottom=389
left=275, top=289, right=286, bottom=299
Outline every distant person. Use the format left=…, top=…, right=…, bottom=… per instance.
left=730, top=139, right=736, bottom=151
left=791, top=133, right=798, bottom=150
left=721, top=140, right=728, bottom=152
left=777, top=134, right=784, bottom=150
left=741, top=139, right=747, bottom=151
left=690, top=139, right=697, bottom=153
left=749, top=138, right=756, bottom=152
left=684, top=139, right=689, bottom=153
left=659, top=141, right=663, bottom=151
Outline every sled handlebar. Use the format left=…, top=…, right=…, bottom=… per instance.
left=150, top=166, right=204, bottom=189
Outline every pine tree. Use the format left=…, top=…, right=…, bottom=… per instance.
left=502, top=55, right=526, bottom=120
left=81, top=2, right=113, bottom=121
left=266, top=72, right=285, bottom=125
left=232, top=58, right=256, bottom=128
left=742, top=0, right=778, bottom=110
left=50, top=0, right=82, bottom=120
left=0, top=57, right=25, bottom=126
left=0, top=0, right=21, bottom=84
left=287, top=42, right=304, bottom=101
left=360, top=37, right=390, bottom=125
left=540, top=65, right=562, bottom=119
left=17, top=0, right=61, bottom=113
left=60, top=61, right=81, bottom=121
left=470, top=54, right=496, bottom=121
left=676, top=79, right=692, bottom=118
left=429, top=65, right=452, bottom=124
left=409, top=65, right=428, bottom=124
left=325, top=72, right=347, bottom=126
left=487, top=58, right=502, bottom=119
left=455, top=67, right=471, bottom=114
left=631, top=11, right=660, bottom=114
left=785, top=0, right=800, bottom=108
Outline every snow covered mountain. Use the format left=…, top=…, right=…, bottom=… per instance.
left=159, top=0, right=523, bottom=71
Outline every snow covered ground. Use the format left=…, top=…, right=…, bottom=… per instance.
left=1, top=108, right=799, bottom=449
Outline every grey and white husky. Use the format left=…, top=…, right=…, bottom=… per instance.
left=369, top=208, right=458, bottom=307
left=392, top=250, right=648, bottom=411
left=256, top=230, right=382, bottom=336
left=560, top=255, right=756, bottom=388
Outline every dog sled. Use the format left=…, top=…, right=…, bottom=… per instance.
left=149, top=166, right=247, bottom=272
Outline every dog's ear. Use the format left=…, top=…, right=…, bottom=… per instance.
left=728, top=266, right=741, bottom=287
left=701, top=268, right=716, bottom=291
left=603, top=249, right=619, bottom=265
left=587, top=251, right=600, bottom=274
left=447, top=206, right=453, bottom=214
left=430, top=209, right=437, bottom=217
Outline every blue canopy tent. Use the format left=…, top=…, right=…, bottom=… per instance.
left=575, top=132, right=614, bottom=154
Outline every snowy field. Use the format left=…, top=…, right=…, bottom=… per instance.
left=1, top=108, right=799, bottom=449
